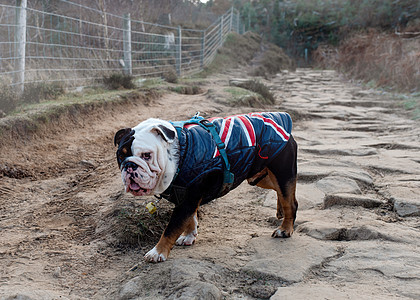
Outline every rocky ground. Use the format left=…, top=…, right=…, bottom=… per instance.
left=0, top=68, right=419, bottom=299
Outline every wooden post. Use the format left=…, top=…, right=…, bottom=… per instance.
left=200, top=30, right=205, bottom=68
left=236, top=11, right=240, bottom=33
left=176, top=26, right=182, bottom=75
left=123, top=13, right=132, bottom=75
left=15, top=0, right=27, bottom=94
left=98, top=0, right=110, bottom=61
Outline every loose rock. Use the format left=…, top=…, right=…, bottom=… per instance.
left=392, top=197, right=420, bottom=217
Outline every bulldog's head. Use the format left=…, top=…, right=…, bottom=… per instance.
left=114, top=118, right=179, bottom=196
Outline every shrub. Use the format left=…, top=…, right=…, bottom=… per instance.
left=103, top=73, right=135, bottom=90
left=230, top=79, right=275, bottom=104
left=0, top=85, right=18, bottom=115
left=162, top=68, right=178, bottom=83
left=0, top=82, right=65, bottom=116
left=21, top=82, right=65, bottom=104
left=170, top=85, right=202, bottom=95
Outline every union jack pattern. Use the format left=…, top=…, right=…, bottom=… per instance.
left=209, top=112, right=290, bottom=158
left=170, top=111, right=293, bottom=196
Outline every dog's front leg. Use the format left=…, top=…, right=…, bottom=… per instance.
left=176, top=210, right=198, bottom=246
left=144, top=201, right=200, bottom=263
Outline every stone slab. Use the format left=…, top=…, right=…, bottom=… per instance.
left=271, top=282, right=402, bottom=300
left=324, top=193, right=384, bottom=209
left=393, top=197, right=420, bottom=217
left=242, top=234, right=337, bottom=283
left=315, top=176, right=361, bottom=195
left=324, top=241, right=420, bottom=299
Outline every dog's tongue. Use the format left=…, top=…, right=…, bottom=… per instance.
left=129, top=181, right=141, bottom=191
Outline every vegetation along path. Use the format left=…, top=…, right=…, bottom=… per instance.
left=0, top=67, right=419, bottom=299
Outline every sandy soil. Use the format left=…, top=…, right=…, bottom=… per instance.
left=0, top=67, right=419, bottom=299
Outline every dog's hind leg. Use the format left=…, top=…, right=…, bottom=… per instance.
left=175, top=210, right=198, bottom=246
left=254, top=169, right=297, bottom=237
left=269, top=175, right=297, bottom=238
left=268, top=136, right=298, bottom=238
left=253, top=136, right=298, bottom=238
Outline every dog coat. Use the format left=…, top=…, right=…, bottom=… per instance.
left=163, top=112, right=293, bottom=205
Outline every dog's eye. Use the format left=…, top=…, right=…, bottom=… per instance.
left=141, top=152, right=151, bottom=160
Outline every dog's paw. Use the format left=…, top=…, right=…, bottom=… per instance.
left=272, top=228, right=292, bottom=238
left=144, top=247, right=167, bottom=263
left=175, top=232, right=197, bottom=246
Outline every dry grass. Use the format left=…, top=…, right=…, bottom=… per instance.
left=314, top=30, right=420, bottom=92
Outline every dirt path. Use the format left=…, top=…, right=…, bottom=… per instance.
left=0, top=68, right=419, bottom=299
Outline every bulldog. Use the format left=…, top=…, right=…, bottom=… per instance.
left=114, top=112, right=298, bottom=263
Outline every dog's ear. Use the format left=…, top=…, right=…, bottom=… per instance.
left=152, top=124, right=176, bottom=143
left=114, top=128, right=132, bottom=146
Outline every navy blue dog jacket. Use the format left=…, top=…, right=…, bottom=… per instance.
left=163, top=112, right=293, bottom=204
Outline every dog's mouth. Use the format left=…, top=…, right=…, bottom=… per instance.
left=126, top=178, right=151, bottom=195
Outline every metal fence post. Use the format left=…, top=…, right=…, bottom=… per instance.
left=176, top=26, right=182, bottom=75
left=200, top=30, right=205, bottom=68
left=123, top=13, right=132, bottom=75
left=229, top=7, right=233, bottom=32
left=219, top=15, right=224, bottom=47
left=15, top=0, right=27, bottom=94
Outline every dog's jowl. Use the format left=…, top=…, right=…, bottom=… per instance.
left=114, top=112, right=298, bottom=263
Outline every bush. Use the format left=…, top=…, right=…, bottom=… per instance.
left=0, top=82, right=65, bottom=116
left=235, top=80, right=274, bottom=103
left=162, top=68, right=178, bottom=83
left=103, top=73, right=135, bottom=90
left=227, top=79, right=275, bottom=106
left=0, top=85, right=18, bottom=115
left=21, top=82, right=65, bottom=104
left=170, top=85, right=202, bottom=95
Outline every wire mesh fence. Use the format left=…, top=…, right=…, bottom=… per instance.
left=0, top=0, right=244, bottom=93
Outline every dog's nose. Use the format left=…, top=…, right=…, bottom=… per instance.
left=124, top=161, right=138, bottom=171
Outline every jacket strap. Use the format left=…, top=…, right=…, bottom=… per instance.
left=171, top=113, right=234, bottom=194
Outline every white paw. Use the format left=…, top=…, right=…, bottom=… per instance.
left=144, top=247, right=166, bottom=263
left=175, top=232, right=197, bottom=246
left=272, top=228, right=292, bottom=238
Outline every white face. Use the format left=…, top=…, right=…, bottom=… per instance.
left=118, top=119, right=178, bottom=196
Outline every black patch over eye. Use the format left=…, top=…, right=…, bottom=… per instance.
left=116, top=135, right=134, bottom=168
left=141, top=153, right=151, bottom=160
